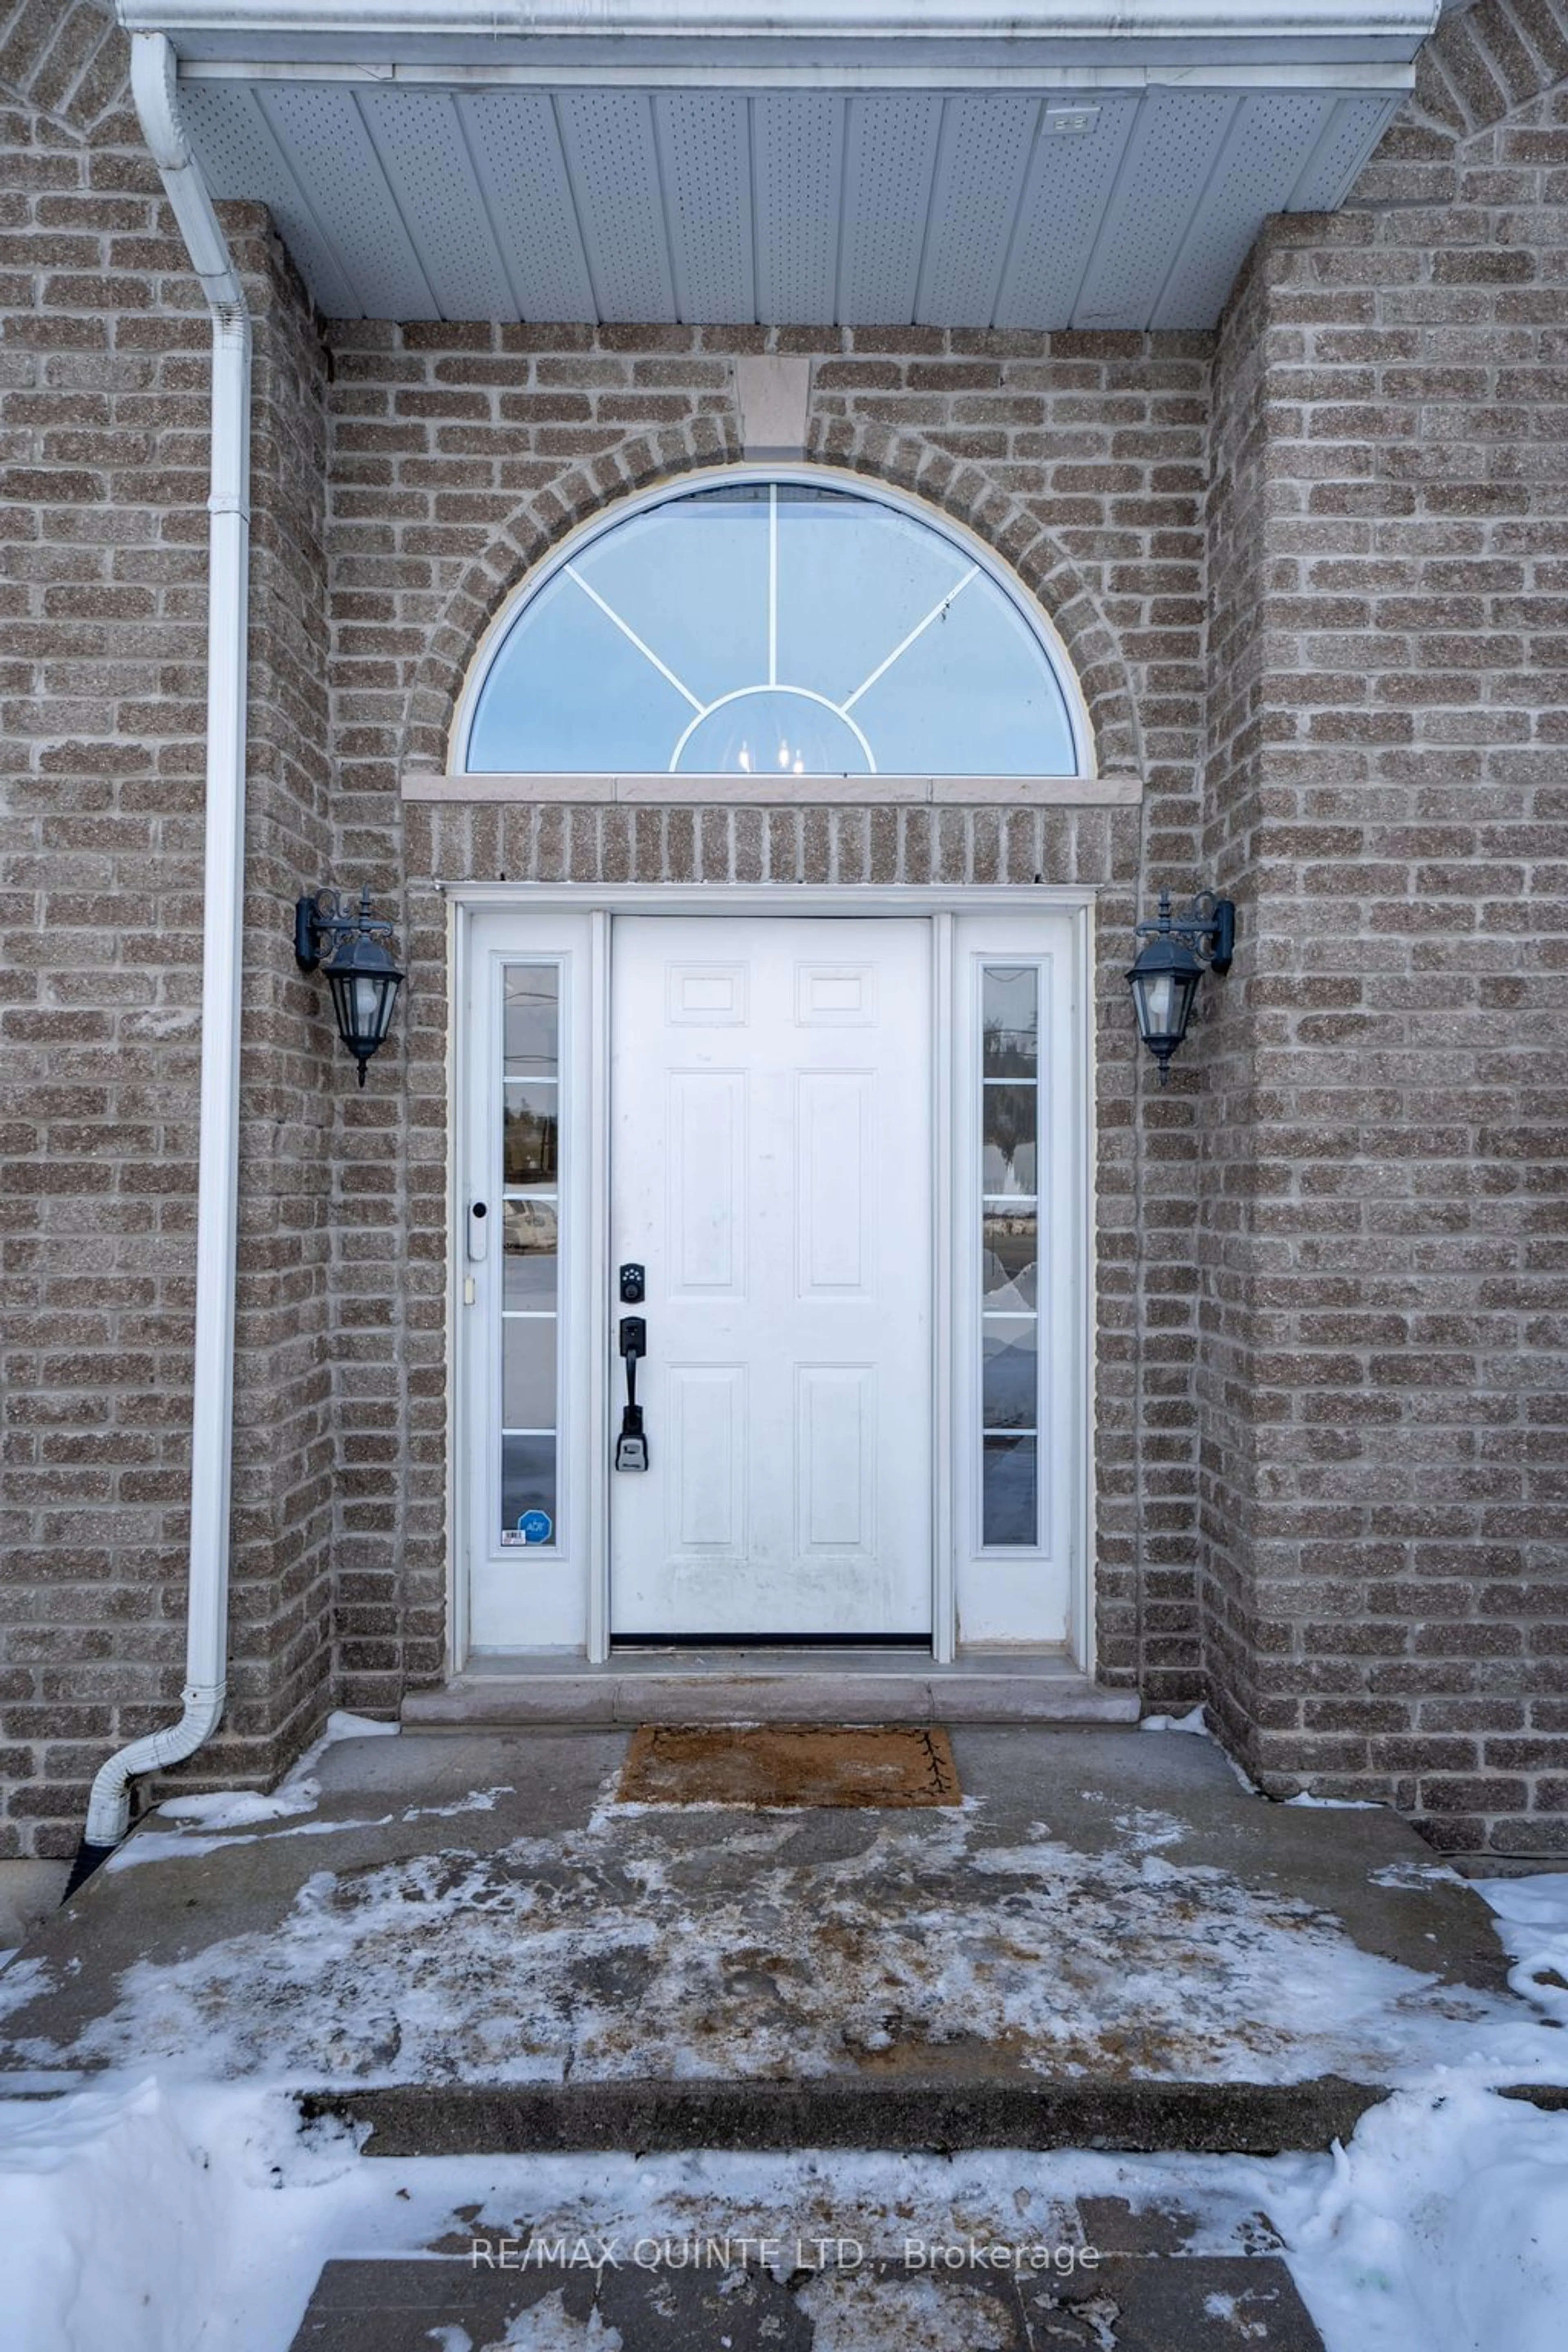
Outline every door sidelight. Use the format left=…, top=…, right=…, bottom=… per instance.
left=615, top=1314, right=649, bottom=1472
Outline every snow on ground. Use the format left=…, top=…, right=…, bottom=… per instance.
left=4, top=1766, right=1568, bottom=2352
left=4, top=1785, right=1553, bottom=2092
left=3, top=2060, right=1568, bottom=2352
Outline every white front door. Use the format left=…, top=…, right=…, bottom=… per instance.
left=457, top=894, right=1089, bottom=1667
left=608, top=917, right=932, bottom=1638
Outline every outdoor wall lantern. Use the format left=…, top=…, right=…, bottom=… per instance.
left=294, top=886, right=404, bottom=1086
left=1126, top=889, right=1236, bottom=1084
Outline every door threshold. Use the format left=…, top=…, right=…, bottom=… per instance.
left=404, top=1652, right=1138, bottom=1730
left=610, top=1637, right=933, bottom=1655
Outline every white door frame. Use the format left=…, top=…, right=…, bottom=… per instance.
left=447, top=883, right=1097, bottom=1673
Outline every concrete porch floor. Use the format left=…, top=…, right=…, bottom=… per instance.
left=0, top=1726, right=1524, bottom=2156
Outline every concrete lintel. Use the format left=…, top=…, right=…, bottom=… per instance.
left=400, top=769, right=1143, bottom=806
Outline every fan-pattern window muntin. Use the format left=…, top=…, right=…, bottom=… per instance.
left=459, top=475, right=1088, bottom=781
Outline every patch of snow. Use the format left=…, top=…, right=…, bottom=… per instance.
left=105, top=1717, right=439, bottom=1871
left=499, top=2292, right=622, bottom=2347
left=797, top=2266, right=1006, bottom=2349
left=407, top=1787, right=509, bottom=1823
left=1284, top=1794, right=1385, bottom=1812
left=109, top=1788, right=514, bottom=1875
left=155, top=1712, right=397, bottom=1831
left=0, top=2078, right=365, bottom=2352
left=1139, top=1706, right=1209, bottom=1735
left=1109, top=1805, right=1185, bottom=1855
left=1473, top=1875, right=1568, bottom=2026
left=1368, top=1861, right=1461, bottom=1892
left=0, top=1956, right=52, bottom=2020
left=1272, top=2079, right=1568, bottom=2352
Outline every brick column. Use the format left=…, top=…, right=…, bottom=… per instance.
left=1200, top=0, right=1568, bottom=1855
left=0, top=5, right=339, bottom=1853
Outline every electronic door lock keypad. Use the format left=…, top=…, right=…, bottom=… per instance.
left=619, top=1263, right=645, bottom=1303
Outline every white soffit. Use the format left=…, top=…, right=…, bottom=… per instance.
left=124, top=5, right=1439, bottom=330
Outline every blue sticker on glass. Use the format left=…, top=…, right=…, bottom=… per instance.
left=517, top=1509, right=553, bottom=1546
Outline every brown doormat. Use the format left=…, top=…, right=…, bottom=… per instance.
left=617, top=1723, right=960, bottom=1809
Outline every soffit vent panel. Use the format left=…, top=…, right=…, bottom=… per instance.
left=1290, top=92, right=1405, bottom=209
left=257, top=80, right=436, bottom=316
left=357, top=87, right=517, bottom=321
left=182, top=80, right=1414, bottom=329
left=179, top=79, right=359, bottom=316
left=751, top=94, right=844, bottom=327
left=837, top=95, right=944, bottom=326
left=655, top=93, right=756, bottom=324
left=459, top=92, right=597, bottom=322
left=555, top=91, right=678, bottom=321
left=1153, top=90, right=1333, bottom=328
left=991, top=95, right=1138, bottom=332
left=1072, top=89, right=1236, bottom=328
left=915, top=96, right=1041, bottom=331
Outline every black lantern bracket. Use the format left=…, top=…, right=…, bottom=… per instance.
left=1125, top=888, right=1236, bottom=1086
left=294, top=885, right=404, bottom=1086
left=1135, top=889, right=1235, bottom=974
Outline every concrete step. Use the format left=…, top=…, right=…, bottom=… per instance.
left=303, top=2074, right=1383, bottom=2159
left=403, top=1655, right=1140, bottom=1730
left=288, top=2247, right=1327, bottom=2350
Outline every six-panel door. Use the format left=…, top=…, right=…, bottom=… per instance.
left=607, top=916, right=933, bottom=1637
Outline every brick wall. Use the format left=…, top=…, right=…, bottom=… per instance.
left=0, top=0, right=338, bottom=1858
left=1202, top=0, right=1568, bottom=1854
left=4, top=0, right=1565, bottom=1859
left=323, top=318, right=1214, bottom=1713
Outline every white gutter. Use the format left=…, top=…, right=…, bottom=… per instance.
left=113, top=2, right=1441, bottom=33
left=113, top=1, right=1442, bottom=63
left=80, top=31, right=252, bottom=1857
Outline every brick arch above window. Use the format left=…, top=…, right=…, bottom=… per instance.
left=399, top=416, right=1143, bottom=792
left=1374, top=0, right=1568, bottom=163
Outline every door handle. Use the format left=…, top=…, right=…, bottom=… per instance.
left=615, top=1314, right=649, bottom=1472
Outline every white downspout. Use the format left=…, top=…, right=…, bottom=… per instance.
left=79, top=32, right=252, bottom=1858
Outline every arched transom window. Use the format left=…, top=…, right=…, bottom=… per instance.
left=458, top=476, right=1086, bottom=780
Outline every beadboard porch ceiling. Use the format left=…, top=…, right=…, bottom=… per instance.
left=118, top=5, right=1438, bottom=330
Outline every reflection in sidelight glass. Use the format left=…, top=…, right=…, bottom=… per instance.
left=503, top=1197, right=558, bottom=1308
left=503, top=1084, right=559, bottom=1186
left=499, top=965, right=560, bottom=1549
left=981, top=964, right=1041, bottom=1548
left=982, top=1436, right=1038, bottom=1549
left=982, top=1213, right=1037, bottom=1309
